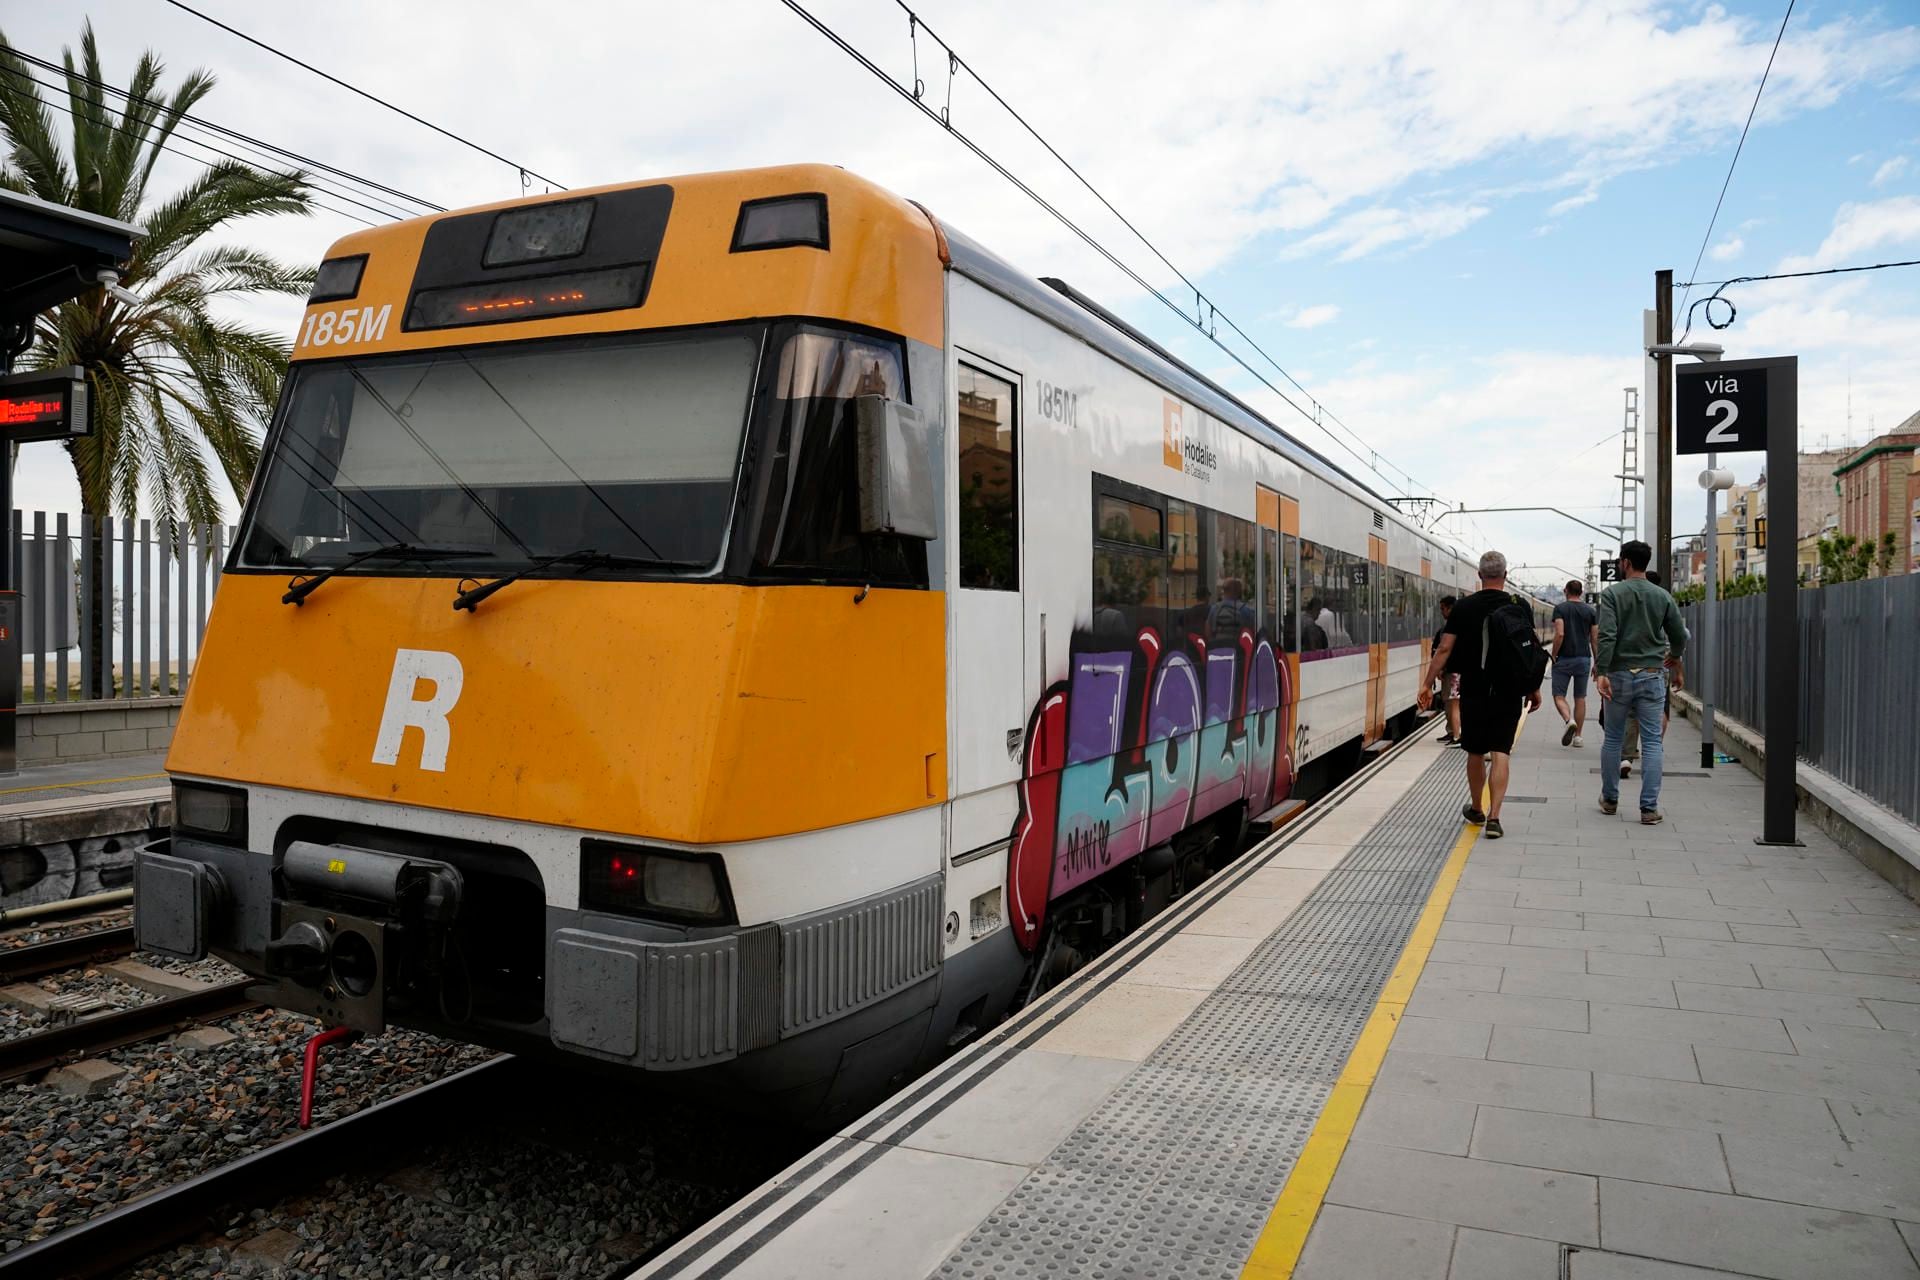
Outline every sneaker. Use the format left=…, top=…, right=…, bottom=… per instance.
left=1599, top=797, right=1618, bottom=815
left=1572, top=734, right=1584, bottom=747
left=1621, top=762, right=1632, bottom=779
left=1462, top=803, right=1487, bottom=825
left=1485, top=817, right=1505, bottom=839
left=1436, top=730, right=1455, bottom=743
left=1561, top=722, right=1576, bottom=746
left=1640, top=810, right=1664, bottom=826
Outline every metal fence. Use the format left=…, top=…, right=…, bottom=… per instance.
left=11, top=510, right=235, bottom=704
left=1684, top=574, right=1920, bottom=827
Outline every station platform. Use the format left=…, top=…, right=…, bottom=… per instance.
left=639, top=715, right=1920, bottom=1280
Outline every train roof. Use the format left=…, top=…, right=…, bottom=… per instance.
left=937, top=222, right=1466, bottom=566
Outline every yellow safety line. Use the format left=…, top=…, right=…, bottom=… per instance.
left=0, top=771, right=165, bottom=796
left=1240, top=719, right=1524, bottom=1279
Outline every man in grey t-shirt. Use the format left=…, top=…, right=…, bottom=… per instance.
left=1550, top=580, right=1599, bottom=747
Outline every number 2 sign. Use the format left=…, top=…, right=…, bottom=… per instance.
left=1675, top=358, right=1782, bottom=455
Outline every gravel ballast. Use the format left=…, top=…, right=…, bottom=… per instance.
left=1, top=1007, right=491, bottom=1253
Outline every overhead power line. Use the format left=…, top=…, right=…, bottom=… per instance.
left=1677, top=257, right=1920, bottom=290
left=1676, top=0, right=1796, bottom=322
left=4, top=47, right=441, bottom=215
left=1, top=59, right=408, bottom=229
left=10, top=67, right=380, bottom=229
left=786, top=0, right=1440, bottom=505
left=162, top=0, right=566, bottom=191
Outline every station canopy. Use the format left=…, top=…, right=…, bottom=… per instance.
left=0, top=187, right=140, bottom=329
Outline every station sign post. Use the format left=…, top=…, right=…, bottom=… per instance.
left=1674, top=356, right=1799, bottom=846
left=0, top=366, right=92, bottom=774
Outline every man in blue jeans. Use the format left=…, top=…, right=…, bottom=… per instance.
left=1596, top=540, right=1689, bottom=824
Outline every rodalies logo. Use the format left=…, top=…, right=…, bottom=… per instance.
left=1162, top=398, right=1217, bottom=480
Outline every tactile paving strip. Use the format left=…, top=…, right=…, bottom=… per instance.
left=936, top=749, right=1469, bottom=1280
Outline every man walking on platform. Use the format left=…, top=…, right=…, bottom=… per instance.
left=1597, top=541, right=1688, bottom=824
left=1417, top=551, right=1546, bottom=840
left=1550, top=580, right=1598, bottom=747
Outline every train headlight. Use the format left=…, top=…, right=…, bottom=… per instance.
left=581, top=842, right=735, bottom=926
left=173, top=781, right=248, bottom=846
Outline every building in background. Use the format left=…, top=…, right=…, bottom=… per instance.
left=1796, top=446, right=1848, bottom=541
left=1834, top=416, right=1920, bottom=574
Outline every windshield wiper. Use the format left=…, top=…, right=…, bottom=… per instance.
left=451, top=549, right=665, bottom=612
left=282, top=543, right=484, bottom=606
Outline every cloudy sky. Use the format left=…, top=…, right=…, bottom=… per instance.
left=9, top=0, right=1920, bottom=590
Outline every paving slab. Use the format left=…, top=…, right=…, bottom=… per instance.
left=1722, top=1130, right=1920, bottom=1220
left=1373, top=1048, right=1593, bottom=1116
left=1292, top=1204, right=1454, bottom=1280
left=1469, top=1106, right=1731, bottom=1192
left=1448, top=1227, right=1563, bottom=1279
left=1327, top=1141, right=1599, bottom=1246
left=1596, top=1177, right=1918, bottom=1280
left=1349, top=1090, right=1478, bottom=1156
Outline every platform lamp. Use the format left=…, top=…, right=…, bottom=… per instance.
left=1698, top=466, right=1736, bottom=770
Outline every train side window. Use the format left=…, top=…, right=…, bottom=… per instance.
left=957, top=364, right=1018, bottom=590
left=1210, top=511, right=1257, bottom=646
left=1259, top=526, right=1281, bottom=644
left=1166, top=500, right=1203, bottom=640
left=1298, top=539, right=1330, bottom=656
left=1280, top=532, right=1300, bottom=653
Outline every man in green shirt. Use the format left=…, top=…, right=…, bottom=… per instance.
left=1596, top=540, right=1689, bottom=823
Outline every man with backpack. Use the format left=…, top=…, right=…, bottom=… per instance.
left=1597, top=542, right=1689, bottom=824
left=1416, top=550, right=1547, bottom=839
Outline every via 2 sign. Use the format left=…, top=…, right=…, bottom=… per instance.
left=1676, top=358, right=1774, bottom=455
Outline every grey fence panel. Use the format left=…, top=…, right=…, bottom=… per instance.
left=11, top=510, right=234, bottom=705
left=1686, top=575, right=1920, bottom=826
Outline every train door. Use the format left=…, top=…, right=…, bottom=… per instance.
left=949, top=356, right=1026, bottom=848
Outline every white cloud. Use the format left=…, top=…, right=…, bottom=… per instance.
left=1282, top=304, right=1341, bottom=329
left=1780, top=195, right=1920, bottom=270
left=1281, top=203, right=1489, bottom=263
left=1548, top=189, right=1599, bottom=217
left=1709, top=235, right=1744, bottom=261
left=1872, top=156, right=1910, bottom=187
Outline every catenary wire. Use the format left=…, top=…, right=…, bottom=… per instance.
left=1679, top=256, right=1920, bottom=342
left=1675, top=0, right=1795, bottom=324
left=5, top=64, right=383, bottom=227
left=884, top=1, right=1437, bottom=503
left=5, top=46, right=442, bottom=214
left=786, top=0, right=1436, bottom=505
left=1678, top=257, right=1920, bottom=291
left=160, top=0, right=566, bottom=191
left=27, top=90, right=379, bottom=229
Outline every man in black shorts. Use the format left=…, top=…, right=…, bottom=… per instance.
left=1416, top=550, right=1543, bottom=839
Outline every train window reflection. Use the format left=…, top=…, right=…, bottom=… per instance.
left=957, top=364, right=1018, bottom=590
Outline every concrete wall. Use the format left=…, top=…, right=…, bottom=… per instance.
left=17, top=698, right=182, bottom=764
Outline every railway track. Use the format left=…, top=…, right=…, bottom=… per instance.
left=0, top=923, right=263, bottom=1084
left=0, top=925, right=137, bottom=984
left=0, top=977, right=262, bottom=1083
left=0, top=1056, right=521, bottom=1279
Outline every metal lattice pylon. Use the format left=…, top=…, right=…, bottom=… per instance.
left=1620, top=387, right=1640, bottom=545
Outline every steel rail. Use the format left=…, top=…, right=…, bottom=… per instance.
left=0, top=925, right=137, bottom=984
left=0, top=1055, right=520, bottom=1278
left=0, top=979, right=262, bottom=1082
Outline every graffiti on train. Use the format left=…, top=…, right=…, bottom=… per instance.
left=1005, top=625, right=1294, bottom=950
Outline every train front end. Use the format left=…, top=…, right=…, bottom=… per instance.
left=133, top=166, right=969, bottom=1115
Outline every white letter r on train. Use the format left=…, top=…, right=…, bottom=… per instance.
left=372, top=648, right=464, bottom=772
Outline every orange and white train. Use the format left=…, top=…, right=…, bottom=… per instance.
left=135, top=165, right=1495, bottom=1120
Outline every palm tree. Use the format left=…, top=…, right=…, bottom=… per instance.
left=0, top=21, right=313, bottom=692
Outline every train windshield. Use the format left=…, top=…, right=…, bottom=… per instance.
left=238, top=325, right=762, bottom=573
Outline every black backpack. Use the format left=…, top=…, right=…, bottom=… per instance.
left=1480, top=595, right=1549, bottom=698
